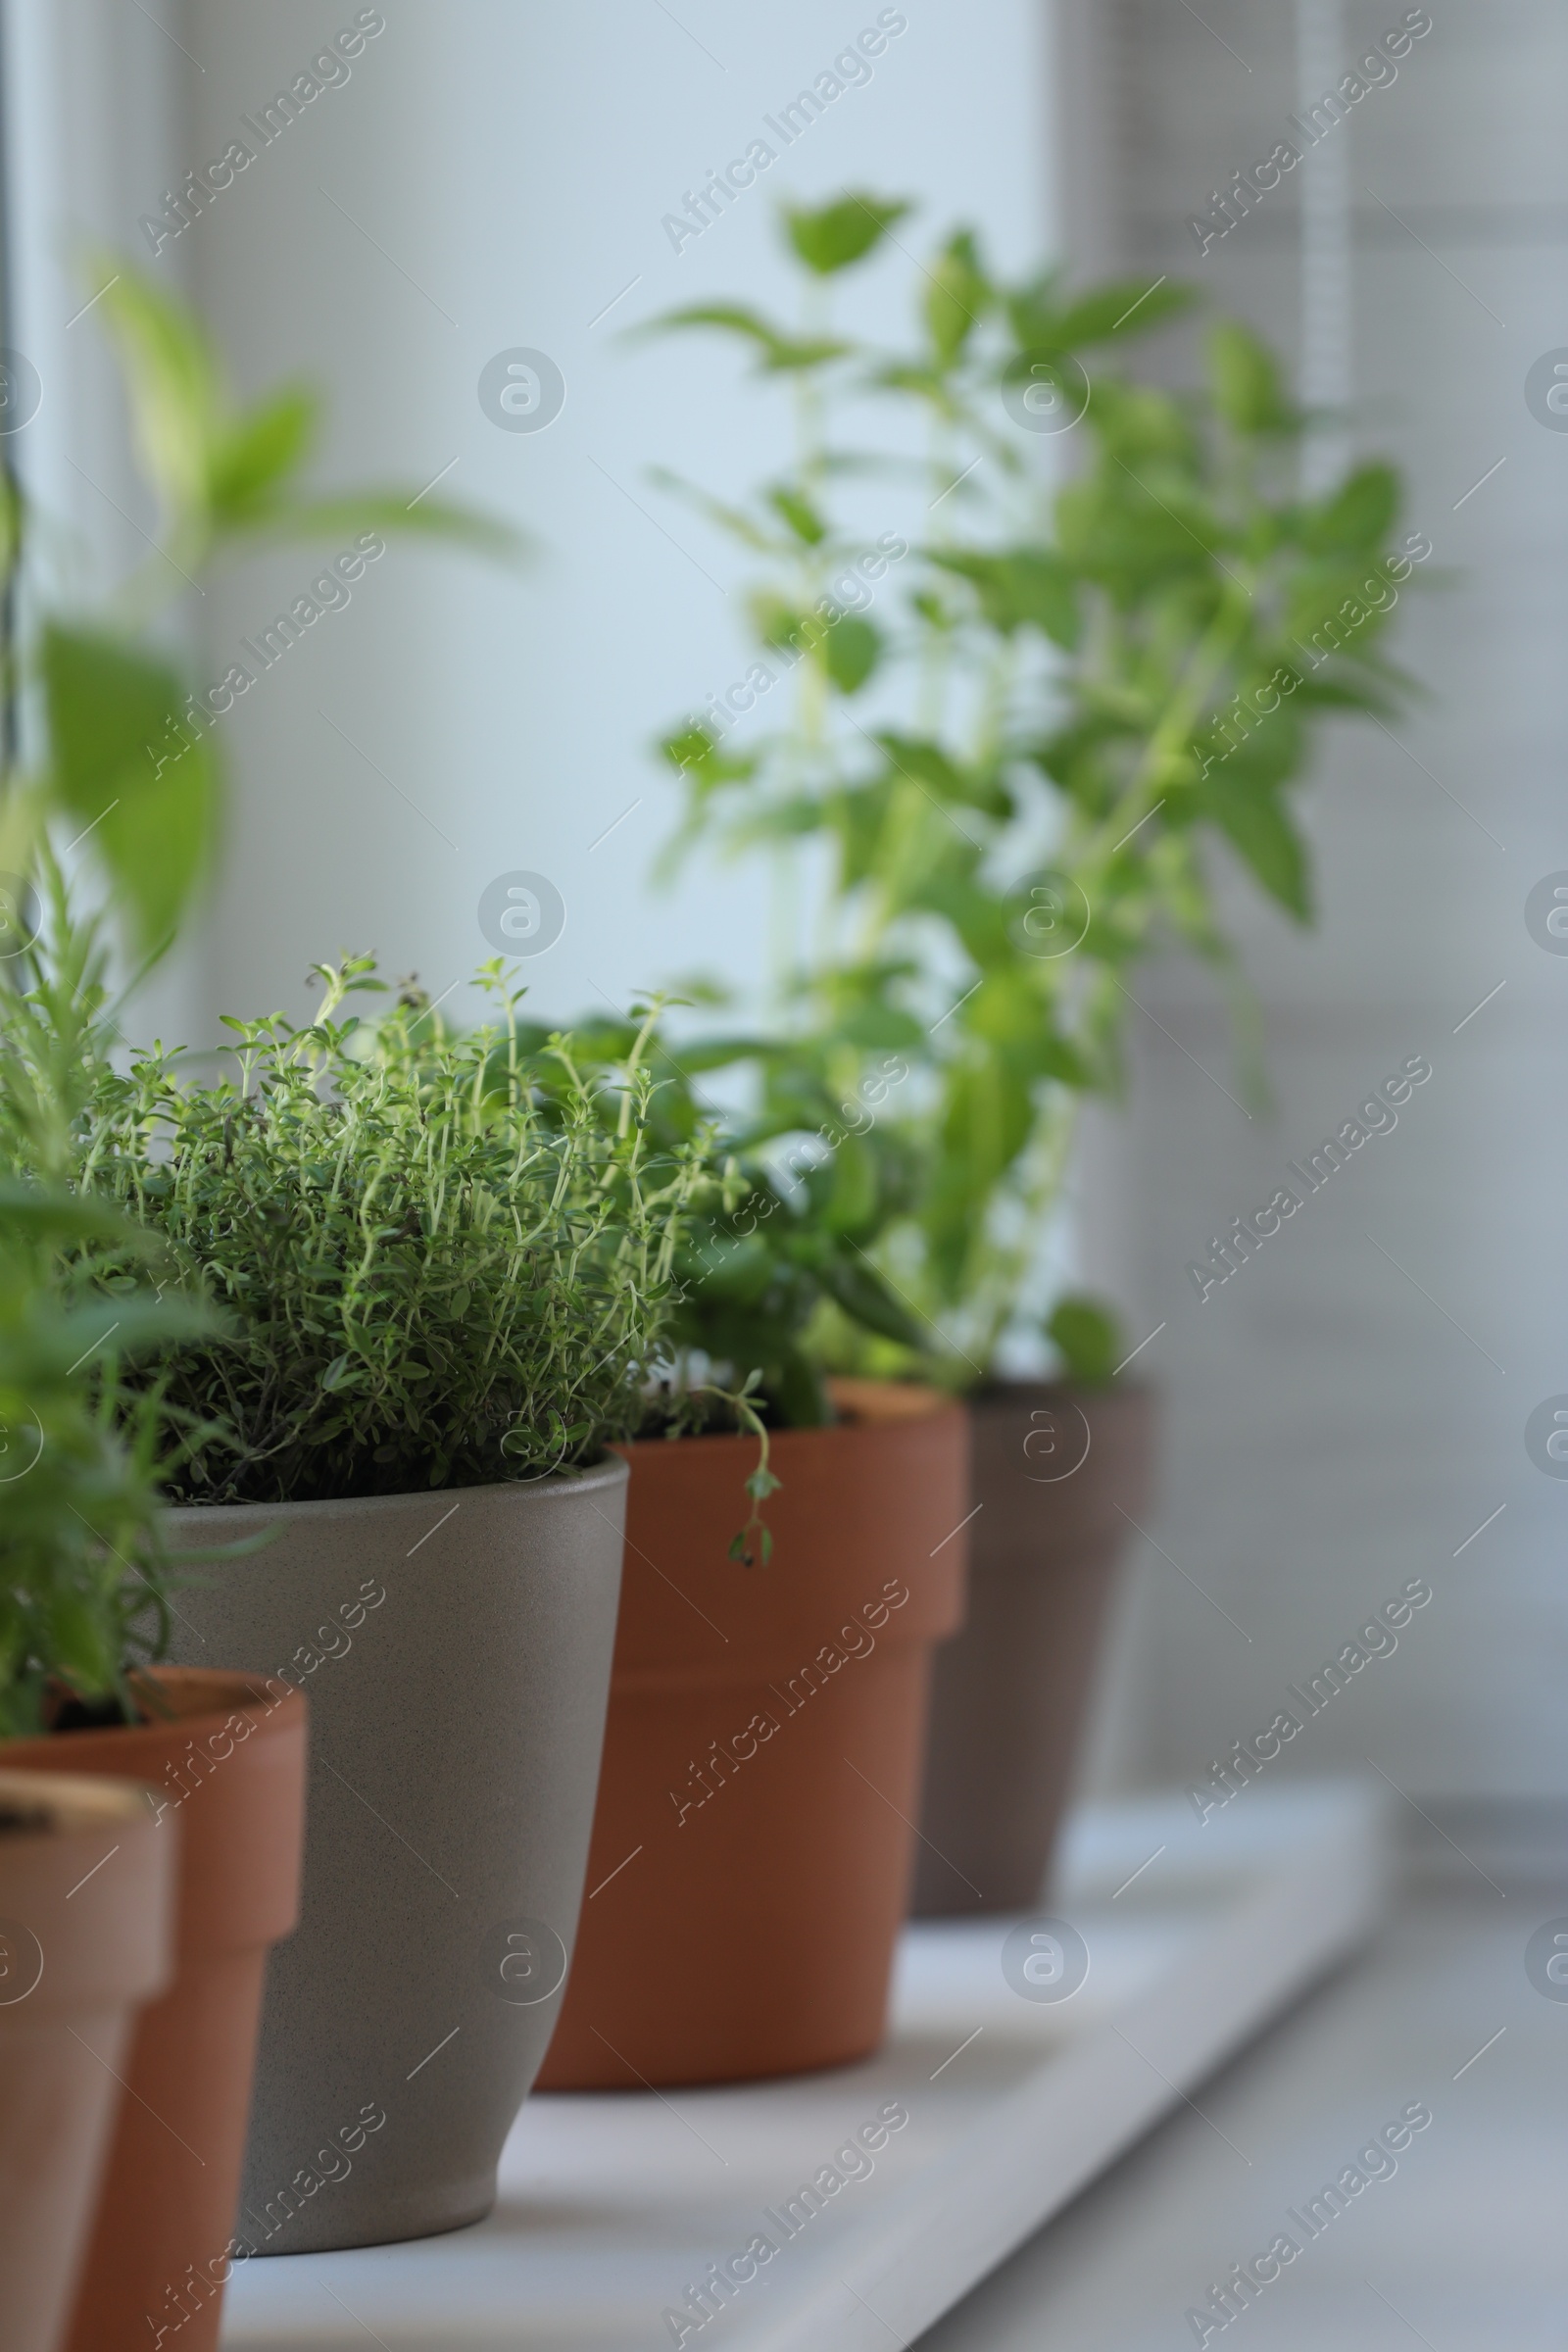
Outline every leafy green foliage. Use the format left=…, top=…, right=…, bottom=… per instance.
left=40, top=625, right=219, bottom=953
left=1045, top=1294, right=1123, bottom=1389
left=0, top=1183, right=220, bottom=1736
left=0, top=900, right=225, bottom=1733
left=784, top=193, right=911, bottom=275
left=1206, top=320, right=1295, bottom=435
left=646, top=304, right=848, bottom=376
left=648, top=195, right=1418, bottom=1371
left=43, top=962, right=703, bottom=1503
left=923, top=229, right=991, bottom=364
left=506, top=1006, right=922, bottom=1432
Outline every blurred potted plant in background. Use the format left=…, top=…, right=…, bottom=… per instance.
left=0, top=261, right=508, bottom=2340
left=628, top=192, right=1422, bottom=1916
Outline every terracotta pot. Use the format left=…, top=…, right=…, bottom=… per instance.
left=164, top=1463, right=627, bottom=2251
left=537, top=1381, right=969, bottom=2090
left=913, top=1380, right=1155, bottom=1915
left=0, top=1770, right=176, bottom=2352
left=3, top=1668, right=306, bottom=2352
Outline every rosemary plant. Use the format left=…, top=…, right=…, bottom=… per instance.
left=0, top=1184, right=217, bottom=1736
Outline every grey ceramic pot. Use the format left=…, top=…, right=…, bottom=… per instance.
left=165, top=1461, right=627, bottom=2253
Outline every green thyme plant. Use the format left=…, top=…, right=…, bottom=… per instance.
left=650, top=194, right=1420, bottom=1373
left=48, top=957, right=705, bottom=1502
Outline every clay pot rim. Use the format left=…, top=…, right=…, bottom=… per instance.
left=0, top=1766, right=154, bottom=1839
left=617, top=1378, right=964, bottom=1458
left=159, top=1450, right=630, bottom=1525
left=3, top=1666, right=306, bottom=1756
left=128, top=1664, right=307, bottom=1732
left=2, top=1667, right=309, bottom=1965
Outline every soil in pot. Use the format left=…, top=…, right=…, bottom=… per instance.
left=0, top=1770, right=175, bottom=2352
left=536, top=1381, right=969, bottom=2091
left=3, top=1667, right=306, bottom=2352
left=912, top=1380, right=1155, bottom=1916
left=164, top=1459, right=628, bottom=2253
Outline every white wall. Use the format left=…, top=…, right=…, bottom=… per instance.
left=162, top=0, right=1047, bottom=1042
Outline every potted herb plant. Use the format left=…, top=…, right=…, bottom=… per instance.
left=0, top=1160, right=309, bottom=2352
left=513, top=1014, right=970, bottom=2091
left=0, top=258, right=511, bottom=2329
left=625, top=195, right=1419, bottom=1917
left=0, top=947, right=312, bottom=2347
left=37, top=962, right=704, bottom=2251
left=0, top=1186, right=196, bottom=2352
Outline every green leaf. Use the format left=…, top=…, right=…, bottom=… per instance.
left=0, top=1181, right=150, bottom=1251
left=1287, top=672, right=1396, bottom=715
left=659, top=724, right=757, bottom=799
left=1046, top=1293, right=1124, bottom=1386
left=1198, top=770, right=1311, bottom=919
left=906, top=869, right=1011, bottom=967
left=922, top=1055, right=1039, bottom=1295
left=1208, top=320, right=1295, bottom=436
left=923, top=229, right=991, bottom=364
left=91, top=261, right=220, bottom=517
left=647, top=304, right=848, bottom=373
left=874, top=732, right=1006, bottom=812
left=831, top=1003, right=925, bottom=1051
left=41, top=624, right=220, bottom=949
left=43, top=1592, right=114, bottom=1692
left=823, top=614, right=881, bottom=694
left=7, top=1294, right=217, bottom=1381
left=1002, top=269, right=1067, bottom=353
left=1048, top=277, right=1196, bottom=348
left=655, top=469, right=778, bottom=555
left=810, top=1132, right=877, bottom=1233
left=767, top=484, right=827, bottom=545
left=207, top=386, right=318, bottom=528
left=96, top=740, right=220, bottom=952
left=1055, top=467, right=1218, bottom=588
left=1303, top=463, right=1399, bottom=554
left=729, top=1523, right=773, bottom=1566
left=256, top=495, right=522, bottom=562
left=817, top=1254, right=925, bottom=1348
left=783, top=193, right=911, bottom=276
left=929, top=547, right=1080, bottom=649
